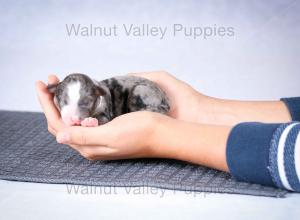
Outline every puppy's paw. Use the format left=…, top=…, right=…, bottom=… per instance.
left=81, top=117, right=99, bottom=127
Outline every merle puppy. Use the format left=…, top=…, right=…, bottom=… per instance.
left=48, top=73, right=170, bottom=126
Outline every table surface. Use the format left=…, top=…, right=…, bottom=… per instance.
left=0, top=179, right=299, bottom=220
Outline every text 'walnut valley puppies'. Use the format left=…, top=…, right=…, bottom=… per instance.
left=48, top=73, right=170, bottom=127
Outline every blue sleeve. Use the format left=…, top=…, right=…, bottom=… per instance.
left=226, top=122, right=300, bottom=192
left=281, top=97, right=300, bottom=121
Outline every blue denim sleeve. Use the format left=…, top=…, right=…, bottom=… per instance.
left=281, top=97, right=300, bottom=121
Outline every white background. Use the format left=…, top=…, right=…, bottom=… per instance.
left=0, top=0, right=299, bottom=111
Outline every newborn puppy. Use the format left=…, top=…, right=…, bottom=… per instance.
left=47, top=73, right=170, bottom=127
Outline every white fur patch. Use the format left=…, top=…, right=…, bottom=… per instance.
left=60, top=82, right=81, bottom=125
left=99, top=96, right=103, bottom=107
left=67, top=82, right=81, bottom=105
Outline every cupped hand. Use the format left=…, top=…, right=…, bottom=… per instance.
left=129, top=71, right=209, bottom=123
left=36, top=76, right=168, bottom=160
left=55, top=111, right=168, bottom=160
left=36, top=75, right=65, bottom=136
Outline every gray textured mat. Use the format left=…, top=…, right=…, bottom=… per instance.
left=0, top=111, right=288, bottom=197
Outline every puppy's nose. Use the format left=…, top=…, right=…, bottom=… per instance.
left=61, top=105, right=82, bottom=126
left=71, top=115, right=81, bottom=125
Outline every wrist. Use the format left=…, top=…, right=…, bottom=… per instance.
left=148, top=115, right=179, bottom=159
left=196, top=95, right=235, bottom=125
left=182, top=91, right=219, bottom=124
left=196, top=96, right=291, bottom=125
left=217, top=99, right=292, bottom=125
left=150, top=116, right=230, bottom=171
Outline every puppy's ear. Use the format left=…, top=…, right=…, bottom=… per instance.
left=95, top=86, right=106, bottom=96
left=47, top=83, right=59, bottom=94
left=92, top=79, right=107, bottom=96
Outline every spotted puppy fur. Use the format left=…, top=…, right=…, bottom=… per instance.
left=48, top=73, right=170, bottom=125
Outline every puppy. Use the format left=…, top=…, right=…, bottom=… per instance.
left=48, top=73, right=170, bottom=126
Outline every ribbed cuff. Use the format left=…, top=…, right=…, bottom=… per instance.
left=281, top=97, right=300, bottom=121
left=269, top=122, right=300, bottom=191
left=226, top=122, right=281, bottom=187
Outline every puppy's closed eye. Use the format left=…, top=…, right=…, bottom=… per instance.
left=79, top=96, right=94, bottom=108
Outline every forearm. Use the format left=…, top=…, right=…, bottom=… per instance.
left=198, top=96, right=292, bottom=125
left=149, top=115, right=300, bottom=192
left=151, top=117, right=230, bottom=172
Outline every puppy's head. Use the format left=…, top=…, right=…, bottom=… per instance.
left=48, top=73, right=105, bottom=126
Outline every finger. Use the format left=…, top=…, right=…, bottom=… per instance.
left=75, top=145, right=118, bottom=160
left=48, top=74, right=60, bottom=84
left=63, top=142, right=135, bottom=160
left=78, top=145, right=144, bottom=160
left=56, top=125, right=112, bottom=146
left=127, top=71, right=177, bottom=87
left=128, top=71, right=160, bottom=81
left=57, top=143, right=97, bottom=160
left=35, top=80, right=65, bottom=131
left=129, top=72, right=178, bottom=102
left=47, top=125, right=56, bottom=136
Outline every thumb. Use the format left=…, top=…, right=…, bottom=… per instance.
left=56, top=125, right=111, bottom=146
left=48, top=74, right=60, bottom=84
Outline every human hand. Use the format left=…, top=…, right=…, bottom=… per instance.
left=129, top=71, right=211, bottom=124
left=36, top=76, right=169, bottom=160
left=129, top=71, right=292, bottom=125
left=36, top=75, right=66, bottom=136
left=36, top=74, right=229, bottom=171
left=56, top=111, right=168, bottom=160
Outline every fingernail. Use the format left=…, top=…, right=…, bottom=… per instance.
left=57, top=132, right=70, bottom=143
